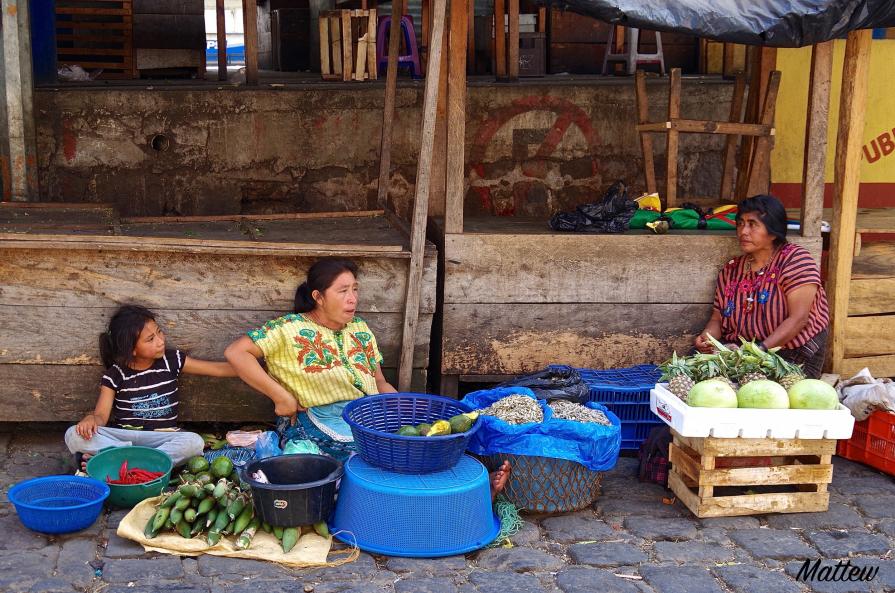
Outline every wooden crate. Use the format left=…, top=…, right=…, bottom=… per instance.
left=319, top=9, right=378, bottom=82
left=668, top=430, right=835, bottom=518
left=55, top=0, right=135, bottom=79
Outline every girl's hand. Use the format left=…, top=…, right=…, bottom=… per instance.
left=76, top=414, right=98, bottom=440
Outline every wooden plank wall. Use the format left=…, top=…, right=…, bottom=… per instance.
left=842, top=242, right=895, bottom=377
left=0, top=247, right=436, bottom=421
left=441, top=233, right=822, bottom=376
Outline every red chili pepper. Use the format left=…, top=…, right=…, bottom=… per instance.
left=119, top=460, right=128, bottom=481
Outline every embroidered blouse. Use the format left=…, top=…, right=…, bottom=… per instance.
left=247, top=314, right=383, bottom=409
left=712, top=243, right=830, bottom=350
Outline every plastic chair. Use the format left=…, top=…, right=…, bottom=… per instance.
left=602, top=27, right=665, bottom=75
left=376, top=15, right=422, bottom=78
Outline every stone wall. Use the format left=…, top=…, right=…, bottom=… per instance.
left=34, top=79, right=734, bottom=218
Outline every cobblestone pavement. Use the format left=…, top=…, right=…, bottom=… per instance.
left=1, top=429, right=894, bottom=593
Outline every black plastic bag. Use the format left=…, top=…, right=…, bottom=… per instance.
left=549, top=180, right=638, bottom=233
left=498, top=365, right=590, bottom=404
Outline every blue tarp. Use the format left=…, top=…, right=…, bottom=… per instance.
left=461, top=387, right=621, bottom=472
left=546, top=0, right=895, bottom=47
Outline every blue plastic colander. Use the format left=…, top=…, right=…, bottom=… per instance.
left=330, top=454, right=500, bottom=557
left=8, top=475, right=109, bottom=534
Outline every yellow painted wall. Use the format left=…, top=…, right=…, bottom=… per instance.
left=772, top=39, right=895, bottom=185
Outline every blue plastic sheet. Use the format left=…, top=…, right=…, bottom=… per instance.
left=461, top=387, right=621, bottom=472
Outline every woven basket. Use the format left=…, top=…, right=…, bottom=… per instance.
left=481, top=453, right=603, bottom=513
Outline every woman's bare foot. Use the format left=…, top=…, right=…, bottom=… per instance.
left=490, top=460, right=511, bottom=501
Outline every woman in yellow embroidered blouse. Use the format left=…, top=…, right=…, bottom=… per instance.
left=225, top=258, right=397, bottom=460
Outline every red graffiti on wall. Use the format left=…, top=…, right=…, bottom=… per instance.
left=863, top=126, right=895, bottom=164
left=469, top=96, right=600, bottom=214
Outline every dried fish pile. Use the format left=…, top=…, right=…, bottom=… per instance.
left=477, top=395, right=543, bottom=424
left=548, top=400, right=612, bottom=425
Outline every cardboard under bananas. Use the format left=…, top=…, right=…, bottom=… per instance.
left=118, top=496, right=358, bottom=568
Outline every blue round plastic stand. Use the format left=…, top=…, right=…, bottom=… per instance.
left=331, top=454, right=500, bottom=557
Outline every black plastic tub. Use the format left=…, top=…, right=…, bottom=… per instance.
left=243, top=454, right=343, bottom=527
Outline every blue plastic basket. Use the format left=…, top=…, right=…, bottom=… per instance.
left=578, top=364, right=662, bottom=450
left=8, top=475, right=109, bottom=534
left=342, top=393, right=481, bottom=473
left=331, top=454, right=499, bottom=557
left=204, top=446, right=256, bottom=468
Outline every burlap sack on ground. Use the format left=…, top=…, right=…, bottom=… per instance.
left=117, top=497, right=358, bottom=568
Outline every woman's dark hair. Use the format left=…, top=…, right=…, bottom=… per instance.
left=294, top=258, right=359, bottom=313
left=736, top=194, right=788, bottom=246
left=99, top=305, right=156, bottom=369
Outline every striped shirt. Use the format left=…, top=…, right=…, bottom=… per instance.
left=713, top=243, right=830, bottom=350
left=248, top=314, right=383, bottom=409
left=101, top=349, right=184, bottom=430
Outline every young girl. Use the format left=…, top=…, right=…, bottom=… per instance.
left=65, top=304, right=236, bottom=469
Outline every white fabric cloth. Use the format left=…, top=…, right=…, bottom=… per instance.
left=837, top=368, right=895, bottom=421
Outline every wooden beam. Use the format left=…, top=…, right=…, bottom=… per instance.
left=736, top=46, right=776, bottom=200
left=242, top=0, right=259, bottom=85
left=445, top=0, right=468, bottom=234
left=507, top=0, right=519, bottom=80
left=341, top=10, right=353, bottom=82
left=1, top=0, right=39, bottom=201
left=376, top=0, right=405, bottom=209
left=800, top=42, right=834, bottom=238
left=720, top=74, right=746, bottom=201
left=636, top=120, right=772, bottom=136
left=216, top=0, right=227, bottom=81
left=665, top=68, right=682, bottom=209
left=827, top=29, right=873, bottom=375
left=494, top=0, right=506, bottom=78
left=744, top=70, right=781, bottom=196
left=467, top=0, right=475, bottom=73
left=845, top=315, right=895, bottom=358
left=430, top=24, right=449, bottom=217
left=634, top=70, right=657, bottom=194
left=398, top=0, right=447, bottom=390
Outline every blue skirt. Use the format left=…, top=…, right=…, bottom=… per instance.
left=276, top=413, right=356, bottom=463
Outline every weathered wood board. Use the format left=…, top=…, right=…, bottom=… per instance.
left=441, top=229, right=822, bottom=376
left=845, top=314, right=895, bottom=358
left=442, top=303, right=705, bottom=375
left=444, top=232, right=822, bottom=305
left=0, top=306, right=432, bottom=368
left=0, top=365, right=428, bottom=422
left=0, top=248, right=436, bottom=313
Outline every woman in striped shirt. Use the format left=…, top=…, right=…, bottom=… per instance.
left=694, top=195, right=830, bottom=378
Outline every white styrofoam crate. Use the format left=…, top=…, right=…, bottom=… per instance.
left=650, top=383, right=855, bottom=439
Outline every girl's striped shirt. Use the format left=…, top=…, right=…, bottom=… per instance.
left=713, top=243, right=829, bottom=350
left=101, top=349, right=184, bottom=430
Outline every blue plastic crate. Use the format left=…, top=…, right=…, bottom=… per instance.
left=577, top=364, right=662, bottom=450
left=621, top=420, right=665, bottom=450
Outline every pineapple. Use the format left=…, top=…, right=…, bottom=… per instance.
left=739, top=371, right=768, bottom=385
left=659, top=352, right=696, bottom=401
left=776, top=359, right=806, bottom=390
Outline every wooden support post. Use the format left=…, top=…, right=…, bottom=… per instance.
left=398, top=0, right=447, bottom=391
left=429, top=29, right=448, bottom=216
left=744, top=70, right=781, bottom=197
left=828, top=30, right=872, bottom=375
left=800, top=41, right=834, bottom=238
left=538, top=7, right=547, bottom=32
left=720, top=74, right=746, bottom=201
left=664, top=68, right=681, bottom=209
left=376, top=0, right=406, bottom=209
left=722, top=43, right=735, bottom=78
left=216, top=0, right=228, bottom=81
left=737, top=46, right=777, bottom=200
left=445, top=0, right=467, bottom=233
left=467, top=0, right=475, bottom=74
left=494, top=0, right=506, bottom=78
left=1, top=0, right=38, bottom=201
left=422, top=0, right=430, bottom=69
left=507, top=0, right=519, bottom=80
left=242, top=0, right=259, bottom=85
left=634, top=70, right=657, bottom=194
